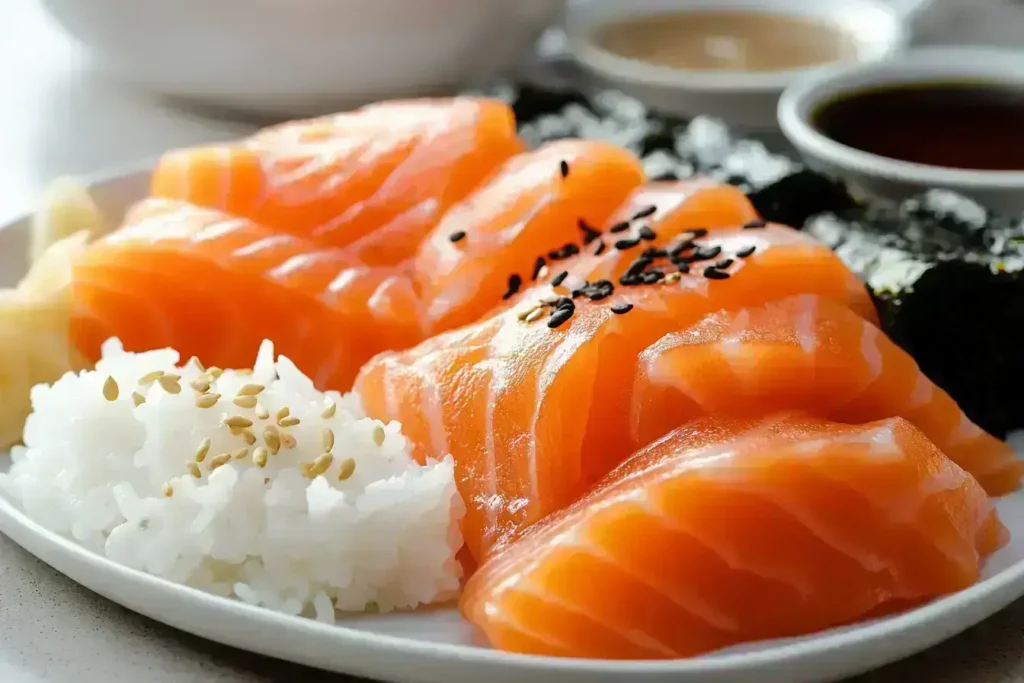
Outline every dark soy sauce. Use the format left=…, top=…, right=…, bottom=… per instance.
left=812, top=82, right=1024, bottom=171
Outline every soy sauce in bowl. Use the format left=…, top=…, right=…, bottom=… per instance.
left=811, top=82, right=1024, bottom=171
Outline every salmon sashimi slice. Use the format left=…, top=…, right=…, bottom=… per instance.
left=72, top=199, right=424, bottom=390
left=631, top=295, right=1023, bottom=495
left=538, top=178, right=760, bottom=286
left=460, top=414, right=1008, bottom=660
left=412, top=140, right=646, bottom=333
left=150, top=98, right=523, bottom=265
left=356, top=224, right=876, bottom=563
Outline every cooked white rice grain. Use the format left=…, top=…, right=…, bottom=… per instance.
left=0, top=338, right=465, bottom=618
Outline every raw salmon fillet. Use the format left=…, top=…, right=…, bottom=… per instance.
left=631, top=295, right=1023, bottom=494
left=71, top=198, right=424, bottom=390
left=461, top=414, right=1008, bottom=659
left=150, top=98, right=523, bottom=265
left=412, top=140, right=646, bottom=333
left=356, top=221, right=875, bottom=562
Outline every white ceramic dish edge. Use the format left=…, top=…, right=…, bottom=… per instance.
left=41, top=0, right=565, bottom=118
left=778, top=46, right=1024, bottom=211
left=566, top=0, right=909, bottom=130
left=2, top=168, right=1024, bottom=683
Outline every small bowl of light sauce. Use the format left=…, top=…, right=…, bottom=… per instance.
left=779, top=47, right=1024, bottom=212
left=566, top=0, right=910, bottom=131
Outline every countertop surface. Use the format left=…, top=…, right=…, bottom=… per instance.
left=5, top=1, right=1024, bottom=681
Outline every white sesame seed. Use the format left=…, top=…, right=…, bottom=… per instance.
left=195, top=438, right=211, bottom=463
left=102, top=376, right=118, bottom=401
left=337, top=458, right=356, bottom=481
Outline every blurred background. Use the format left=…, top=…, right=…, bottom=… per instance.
left=1, top=0, right=1022, bottom=214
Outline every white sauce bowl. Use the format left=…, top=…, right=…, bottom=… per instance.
left=41, top=0, right=565, bottom=118
left=778, top=47, right=1024, bottom=213
left=566, top=0, right=909, bottom=132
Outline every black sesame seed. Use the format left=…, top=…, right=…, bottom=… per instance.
left=449, top=231, right=466, bottom=243
left=685, top=228, right=709, bottom=239
left=578, top=219, right=602, bottom=245
left=559, top=160, right=570, bottom=178
left=551, top=271, right=569, bottom=287
left=562, top=243, right=580, bottom=257
left=743, top=219, right=767, bottom=229
left=638, top=225, right=657, bottom=241
left=703, top=267, right=731, bottom=280
left=687, top=245, right=722, bottom=262
left=611, top=303, right=634, bottom=315
left=716, top=258, right=734, bottom=269
left=548, top=249, right=563, bottom=260
left=555, top=297, right=575, bottom=310
left=668, top=239, right=695, bottom=257
left=618, top=274, right=641, bottom=286
left=531, top=256, right=546, bottom=280
left=625, top=257, right=653, bottom=278
left=585, top=280, right=615, bottom=301
left=548, top=307, right=574, bottom=329
left=641, top=271, right=664, bottom=284
left=736, top=245, right=757, bottom=258
left=632, top=205, right=657, bottom=220
left=608, top=221, right=631, bottom=234
left=593, top=240, right=606, bottom=256
left=614, top=238, right=641, bottom=250
left=641, top=247, right=667, bottom=259
left=502, top=274, right=522, bottom=300
left=677, top=263, right=691, bottom=274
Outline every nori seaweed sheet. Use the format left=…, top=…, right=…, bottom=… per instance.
left=495, top=80, right=1024, bottom=438
left=804, top=204, right=1024, bottom=439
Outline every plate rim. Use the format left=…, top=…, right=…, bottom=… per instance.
left=5, top=482, right=1024, bottom=680
left=2, top=166, right=1024, bottom=681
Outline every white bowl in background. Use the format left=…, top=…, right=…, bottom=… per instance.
left=778, top=46, right=1024, bottom=213
left=41, top=0, right=565, bottom=118
left=566, top=0, right=910, bottom=131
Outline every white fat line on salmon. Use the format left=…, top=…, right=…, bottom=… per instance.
left=382, top=357, right=402, bottom=427
left=230, top=234, right=296, bottom=259
left=512, top=577, right=679, bottom=657
left=732, top=476, right=892, bottom=575
left=859, top=323, right=885, bottom=385
left=908, top=371, right=934, bottom=410
left=261, top=138, right=364, bottom=204
left=326, top=266, right=370, bottom=294
left=529, top=322, right=597, bottom=511
left=415, top=361, right=451, bottom=466
left=633, top=464, right=815, bottom=600
left=475, top=608, right=574, bottom=655
left=482, top=358, right=501, bottom=535
left=948, top=411, right=986, bottom=443
left=585, top=490, right=741, bottom=633
left=312, top=341, right=347, bottom=391
left=792, top=295, right=819, bottom=355
left=193, top=217, right=252, bottom=244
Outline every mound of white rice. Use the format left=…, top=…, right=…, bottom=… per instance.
left=0, top=339, right=464, bottom=621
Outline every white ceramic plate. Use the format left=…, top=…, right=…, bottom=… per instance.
left=2, top=168, right=1024, bottom=683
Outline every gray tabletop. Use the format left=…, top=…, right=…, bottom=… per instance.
left=3, top=528, right=1024, bottom=683
left=6, top=1, right=1024, bottom=682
